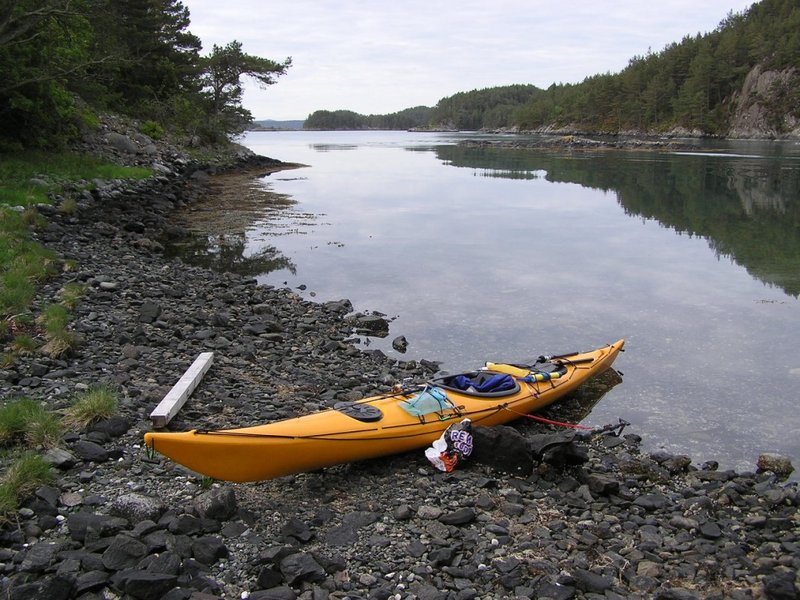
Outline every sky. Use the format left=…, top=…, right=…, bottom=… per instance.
left=182, top=0, right=759, bottom=121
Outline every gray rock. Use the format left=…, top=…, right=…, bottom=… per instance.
left=633, top=493, right=669, bottom=511
left=106, top=132, right=139, bottom=154
left=138, top=301, right=162, bottom=323
left=193, top=486, right=237, bottom=521
left=110, top=493, right=167, bottom=522
left=43, top=447, right=78, bottom=469
left=392, top=335, right=408, bottom=353
left=757, top=453, right=794, bottom=478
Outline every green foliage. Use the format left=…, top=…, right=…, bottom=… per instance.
left=0, top=208, right=57, bottom=315
left=1, top=1, right=290, bottom=146
left=515, top=0, right=800, bottom=135
left=38, top=303, right=75, bottom=358
left=59, top=282, right=87, bottom=310
left=62, top=385, right=118, bottom=430
left=304, top=106, right=434, bottom=130
left=429, top=85, right=542, bottom=130
left=0, top=398, right=61, bottom=448
left=199, top=40, right=291, bottom=138
left=141, top=120, right=165, bottom=140
left=0, top=452, right=54, bottom=520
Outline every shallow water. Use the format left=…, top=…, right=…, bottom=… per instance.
left=170, top=130, right=800, bottom=476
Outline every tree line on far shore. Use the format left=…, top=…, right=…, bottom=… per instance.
left=306, top=0, right=799, bottom=136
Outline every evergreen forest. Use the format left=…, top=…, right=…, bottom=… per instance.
left=0, top=0, right=291, bottom=149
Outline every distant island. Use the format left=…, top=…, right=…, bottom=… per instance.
left=250, top=119, right=306, bottom=131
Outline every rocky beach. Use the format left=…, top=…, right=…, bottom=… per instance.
left=1, top=125, right=798, bottom=600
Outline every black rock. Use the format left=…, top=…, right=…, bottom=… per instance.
left=256, top=566, right=284, bottom=589
left=89, top=415, right=131, bottom=438
left=191, top=535, right=229, bottom=565
left=572, top=568, right=612, bottom=593
left=101, top=534, right=148, bottom=570
left=633, top=493, right=669, bottom=512
left=281, top=517, right=313, bottom=543
left=279, top=552, right=326, bottom=585
left=438, top=507, right=476, bottom=526
left=71, top=440, right=109, bottom=462
left=67, top=511, right=128, bottom=542
left=471, top=425, right=534, bottom=475
left=249, top=587, right=298, bottom=600
left=763, top=571, right=799, bottom=600
left=392, top=335, right=408, bottom=353
left=8, top=575, right=74, bottom=600
left=74, top=570, right=108, bottom=595
left=122, top=571, right=179, bottom=600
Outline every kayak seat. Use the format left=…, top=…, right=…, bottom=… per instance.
left=431, top=371, right=520, bottom=397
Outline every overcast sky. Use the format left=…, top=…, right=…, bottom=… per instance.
left=182, top=0, right=758, bottom=121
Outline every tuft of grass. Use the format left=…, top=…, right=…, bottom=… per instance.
left=59, top=282, right=87, bottom=310
left=0, top=453, right=54, bottom=520
left=58, top=197, right=78, bottom=214
left=38, top=303, right=75, bottom=358
left=62, top=385, right=118, bottom=430
left=0, top=398, right=60, bottom=448
left=25, top=411, right=62, bottom=449
left=11, top=333, right=37, bottom=353
left=0, top=398, right=41, bottom=445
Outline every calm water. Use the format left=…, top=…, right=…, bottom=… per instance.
left=179, top=130, right=800, bottom=474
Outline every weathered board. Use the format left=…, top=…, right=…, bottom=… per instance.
left=149, top=352, right=214, bottom=428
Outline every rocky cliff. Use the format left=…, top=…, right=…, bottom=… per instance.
left=728, top=64, right=800, bottom=139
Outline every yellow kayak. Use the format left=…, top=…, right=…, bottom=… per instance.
left=144, top=339, right=624, bottom=482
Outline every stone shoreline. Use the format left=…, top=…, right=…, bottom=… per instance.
left=0, top=130, right=798, bottom=600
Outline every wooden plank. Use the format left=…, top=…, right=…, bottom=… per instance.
left=150, top=352, right=214, bottom=428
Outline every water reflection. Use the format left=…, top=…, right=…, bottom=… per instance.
left=435, top=144, right=800, bottom=297
left=164, top=232, right=296, bottom=277
left=161, top=168, right=310, bottom=277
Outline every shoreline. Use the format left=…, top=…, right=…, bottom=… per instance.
left=0, top=132, right=798, bottom=599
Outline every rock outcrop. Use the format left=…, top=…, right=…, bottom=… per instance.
left=728, top=64, right=800, bottom=138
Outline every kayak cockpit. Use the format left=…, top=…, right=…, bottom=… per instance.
left=430, top=371, right=521, bottom=397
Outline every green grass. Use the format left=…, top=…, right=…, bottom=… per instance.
left=0, top=398, right=61, bottom=448
left=38, top=303, right=75, bottom=358
left=0, top=151, right=152, bottom=209
left=0, top=453, right=54, bottom=521
left=59, top=282, right=87, bottom=310
left=62, top=385, right=118, bottom=430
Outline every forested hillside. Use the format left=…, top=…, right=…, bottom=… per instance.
left=304, top=106, right=433, bottom=130
left=514, top=0, right=799, bottom=136
left=427, top=85, right=541, bottom=130
left=0, top=0, right=290, bottom=149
